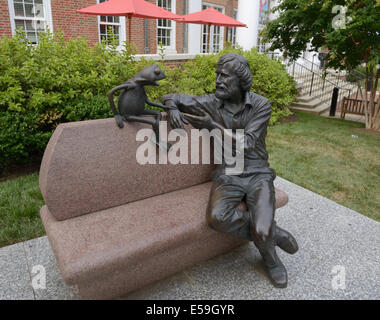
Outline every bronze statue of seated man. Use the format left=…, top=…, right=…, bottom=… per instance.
left=162, top=53, right=298, bottom=288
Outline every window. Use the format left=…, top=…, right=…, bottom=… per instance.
left=8, top=0, right=53, bottom=44
left=227, top=9, right=238, bottom=48
left=201, top=3, right=224, bottom=53
left=157, top=0, right=176, bottom=52
left=98, top=0, right=125, bottom=49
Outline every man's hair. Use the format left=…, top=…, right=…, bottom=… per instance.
left=217, top=53, right=253, bottom=92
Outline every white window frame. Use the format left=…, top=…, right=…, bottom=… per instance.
left=156, top=0, right=176, bottom=54
left=231, top=9, right=238, bottom=47
left=8, top=0, right=53, bottom=44
left=226, top=9, right=237, bottom=47
left=97, top=0, right=126, bottom=51
left=201, top=2, right=224, bottom=53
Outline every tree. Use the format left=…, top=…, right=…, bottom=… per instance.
left=262, top=0, right=380, bottom=131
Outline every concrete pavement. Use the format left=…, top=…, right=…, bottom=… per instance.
left=1, top=176, right=379, bottom=300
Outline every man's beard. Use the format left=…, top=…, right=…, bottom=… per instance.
left=215, top=87, right=231, bottom=100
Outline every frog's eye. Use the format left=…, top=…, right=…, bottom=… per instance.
left=154, top=69, right=161, bottom=75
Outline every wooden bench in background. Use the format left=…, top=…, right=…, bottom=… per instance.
left=341, top=97, right=377, bottom=119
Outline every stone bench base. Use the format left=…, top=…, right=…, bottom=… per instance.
left=41, top=181, right=288, bottom=300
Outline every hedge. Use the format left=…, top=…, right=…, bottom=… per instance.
left=0, top=30, right=296, bottom=172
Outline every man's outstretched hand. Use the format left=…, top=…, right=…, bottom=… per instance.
left=183, top=109, right=216, bottom=131
left=167, top=108, right=189, bottom=129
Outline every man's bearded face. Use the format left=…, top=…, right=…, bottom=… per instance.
left=215, top=61, right=241, bottom=101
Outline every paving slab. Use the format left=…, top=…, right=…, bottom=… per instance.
left=0, top=242, right=35, bottom=300
left=0, top=176, right=379, bottom=300
left=23, top=237, right=81, bottom=300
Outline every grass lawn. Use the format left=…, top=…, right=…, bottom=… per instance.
left=267, top=112, right=380, bottom=222
left=0, top=111, right=379, bottom=248
left=0, top=173, right=45, bottom=248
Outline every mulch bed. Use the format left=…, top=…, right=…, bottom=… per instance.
left=0, top=160, right=41, bottom=183
left=279, top=113, right=299, bottom=124
left=351, top=127, right=380, bottom=137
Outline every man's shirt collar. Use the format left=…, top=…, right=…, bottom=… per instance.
left=217, top=91, right=252, bottom=115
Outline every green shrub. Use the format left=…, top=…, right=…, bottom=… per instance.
left=147, top=46, right=296, bottom=125
left=0, top=29, right=136, bottom=170
left=0, top=31, right=296, bottom=170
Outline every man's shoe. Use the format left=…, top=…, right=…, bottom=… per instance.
left=253, top=226, right=288, bottom=288
left=275, top=225, right=299, bottom=255
left=265, top=259, right=288, bottom=288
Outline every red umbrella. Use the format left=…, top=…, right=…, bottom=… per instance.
left=76, top=0, right=182, bottom=42
left=175, top=7, right=246, bottom=53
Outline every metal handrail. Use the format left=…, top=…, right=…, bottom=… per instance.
left=305, top=54, right=366, bottom=81
left=283, top=57, right=353, bottom=109
left=296, top=55, right=366, bottom=83
left=262, top=51, right=368, bottom=115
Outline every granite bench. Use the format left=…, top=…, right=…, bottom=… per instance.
left=39, top=117, right=289, bottom=299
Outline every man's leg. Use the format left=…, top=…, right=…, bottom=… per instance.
left=206, top=174, right=297, bottom=287
left=245, top=175, right=288, bottom=288
left=206, top=175, right=252, bottom=241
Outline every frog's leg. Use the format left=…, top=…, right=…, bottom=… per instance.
left=124, top=113, right=170, bottom=151
left=140, top=109, right=171, bottom=150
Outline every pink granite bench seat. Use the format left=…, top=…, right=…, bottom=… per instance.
left=39, top=117, right=288, bottom=299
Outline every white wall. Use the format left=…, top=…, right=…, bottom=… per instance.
left=236, top=0, right=260, bottom=50
left=187, top=0, right=202, bottom=54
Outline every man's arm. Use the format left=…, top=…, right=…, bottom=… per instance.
left=162, top=94, right=208, bottom=129
left=183, top=96, right=271, bottom=154
left=242, top=99, right=272, bottom=152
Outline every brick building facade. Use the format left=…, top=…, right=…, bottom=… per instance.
left=1, top=0, right=239, bottom=55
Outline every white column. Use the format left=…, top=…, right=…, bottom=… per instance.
left=187, top=0, right=202, bottom=54
left=236, top=0, right=260, bottom=50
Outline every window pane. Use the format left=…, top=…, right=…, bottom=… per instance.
left=15, top=19, right=25, bottom=30
left=25, top=20, right=34, bottom=31
left=14, top=3, right=25, bottom=16
left=100, top=16, right=106, bottom=22
left=27, top=31, right=37, bottom=44
left=24, top=3, right=34, bottom=17
left=34, top=3, right=45, bottom=19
